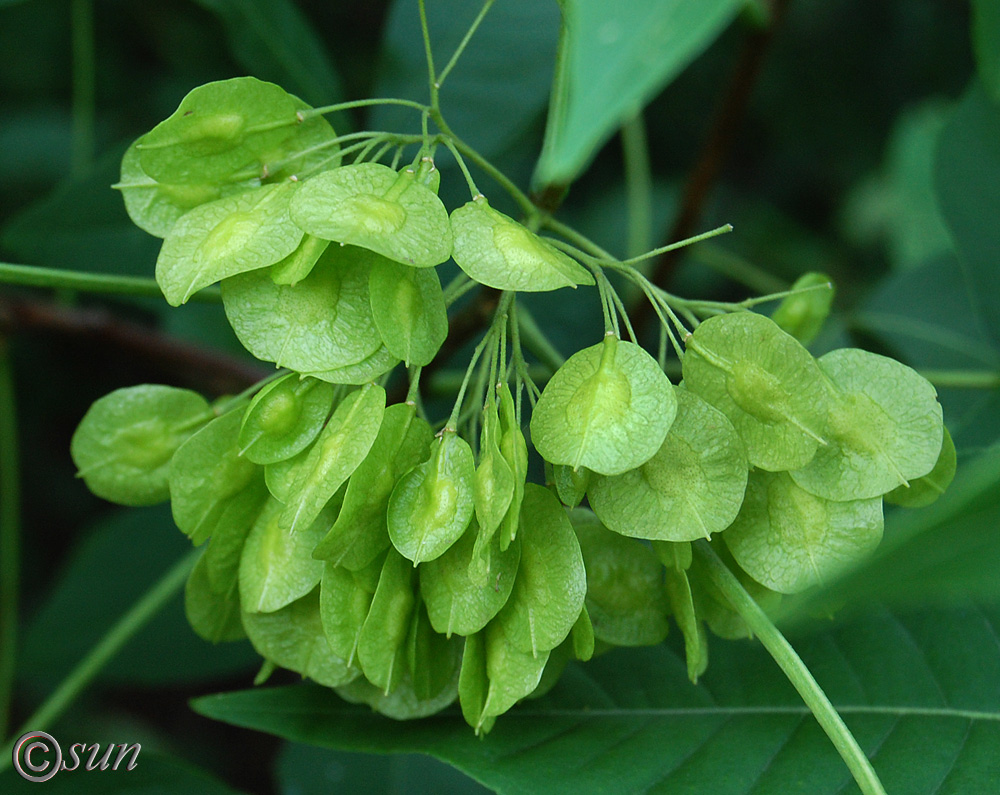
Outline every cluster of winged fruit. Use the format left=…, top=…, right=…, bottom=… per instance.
left=71, top=77, right=954, bottom=732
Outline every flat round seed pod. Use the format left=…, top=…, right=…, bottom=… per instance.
left=239, top=375, right=334, bottom=465
left=481, top=622, right=550, bottom=719
left=269, top=234, right=330, bottom=286
left=222, top=243, right=383, bottom=372
left=682, top=311, right=830, bottom=472
left=157, top=181, right=303, bottom=306
left=118, top=138, right=229, bottom=238
left=570, top=509, right=670, bottom=647
left=169, top=408, right=264, bottom=546
left=406, top=601, right=463, bottom=702
left=356, top=548, right=416, bottom=694
left=313, top=403, right=432, bottom=569
left=290, top=163, right=452, bottom=267
left=886, top=425, right=956, bottom=508
left=450, top=197, right=593, bottom=291
left=420, top=518, right=521, bottom=638
left=238, top=497, right=335, bottom=614
left=319, top=560, right=379, bottom=667
left=138, top=77, right=301, bottom=184
left=552, top=464, right=589, bottom=508
left=279, top=383, right=386, bottom=534
left=662, top=561, right=708, bottom=683
left=497, top=383, right=528, bottom=550
left=71, top=384, right=213, bottom=507
left=260, top=98, right=340, bottom=181
left=587, top=388, right=747, bottom=542
left=305, top=344, right=400, bottom=386
left=185, top=552, right=245, bottom=643
left=473, top=401, right=515, bottom=548
left=531, top=335, right=677, bottom=476
left=387, top=431, right=476, bottom=564
left=242, top=588, right=359, bottom=687
left=263, top=443, right=313, bottom=504
left=336, top=664, right=459, bottom=720
left=202, top=481, right=270, bottom=595
left=368, top=256, right=448, bottom=366
left=789, top=348, right=944, bottom=501
left=771, top=272, right=834, bottom=346
left=723, top=470, right=884, bottom=594
left=495, top=484, right=587, bottom=656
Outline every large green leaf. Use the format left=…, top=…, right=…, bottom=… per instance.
left=17, top=506, right=257, bottom=695
left=191, top=0, right=344, bottom=107
left=534, top=0, right=743, bottom=186
left=971, top=0, right=1000, bottom=105
left=934, top=81, right=1000, bottom=345
left=194, top=601, right=1000, bottom=793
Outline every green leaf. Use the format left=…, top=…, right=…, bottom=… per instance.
left=221, top=244, right=384, bottom=373
left=934, top=81, right=1000, bottom=343
left=169, top=408, right=265, bottom=545
left=71, top=384, right=212, bottom=506
left=682, top=311, right=830, bottom=471
left=972, top=0, right=1000, bottom=104
left=886, top=425, right=957, bottom=508
left=369, top=256, right=448, bottom=366
left=357, top=547, right=417, bottom=693
left=156, top=181, right=303, bottom=305
left=194, top=601, right=1000, bottom=793
left=587, top=387, right=747, bottom=541
left=238, top=374, right=335, bottom=466
left=535, top=0, right=743, bottom=185
left=723, top=470, right=884, bottom=594
left=789, top=349, right=944, bottom=501
left=495, top=485, right=586, bottom=656
left=314, top=403, right=432, bottom=570
left=387, top=431, right=476, bottom=564
left=290, top=163, right=453, bottom=267
left=239, top=497, right=335, bottom=614
left=420, top=518, right=521, bottom=638
left=280, top=383, right=386, bottom=534
left=242, top=588, right=359, bottom=687
left=137, top=77, right=300, bottom=184
left=450, top=198, right=593, bottom=291
left=531, top=335, right=677, bottom=476
left=570, top=508, right=669, bottom=647
left=191, top=0, right=345, bottom=107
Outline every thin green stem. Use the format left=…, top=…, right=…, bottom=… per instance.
left=517, top=304, right=566, bottom=371
left=620, top=225, right=733, bottom=267
left=918, top=370, right=1000, bottom=389
left=71, top=0, right=95, bottom=175
left=621, top=111, right=653, bottom=259
left=441, top=138, right=481, bottom=197
left=406, top=365, right=423, bottom=404
left=0, top=549, right=198, bottom=771
left=442, top=273, right=476, bottom=306
left=442, top=129, right=536, bottom=218
left=690, top=242, right=788, bottom=295
left=302, top=98, right=430, bottom=118
left=418, top=0, right=439, bottom=111
left=0, top=262, right=220, bottom=302
left=693, top=541, right=887, bottom=795
left=0, top=340, right=21, bottom=739
left=446, top=293, right=512, bottom=430
left=437, top=0, right=496, bottom=90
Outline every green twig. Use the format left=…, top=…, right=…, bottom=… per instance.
left=0, top=549, right=198, bottom=771
left=303, top=98, right=430, bottom=118
left=418, top=0, right=439, bottom=111
left=693, top=541, right=887, bottom=795
left=0, top=340, right=20, bottom=739
left=437, top=0, right=496, bottom=90
left=70, top=0, right=95, bottom=175
left=0, top=262, right=220, bottom=303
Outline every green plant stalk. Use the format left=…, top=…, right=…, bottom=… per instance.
left=71, top=0, right=95, bottom=175
left=436, top=0, right=496, bottom=90
left=0, top=262, right=220, bottom=303
left=0, top=340, right=21, bottom=740
left=621, top=111, right=653, bottom=260
left=917, top=369, right=1000, bottom=389
left=693, top=540, right=887, bottom=795
left=0, top=548, right=199, bottom=771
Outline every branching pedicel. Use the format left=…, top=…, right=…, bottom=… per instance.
left=71, top=74, right=951, bottom=765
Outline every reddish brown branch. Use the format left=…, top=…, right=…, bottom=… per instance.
left=0, top=296, right=269, bottom=395
left=633, top=0, right=792, bottom=337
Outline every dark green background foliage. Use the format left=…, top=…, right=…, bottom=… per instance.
left=2, top=0, right=999, bottom=792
